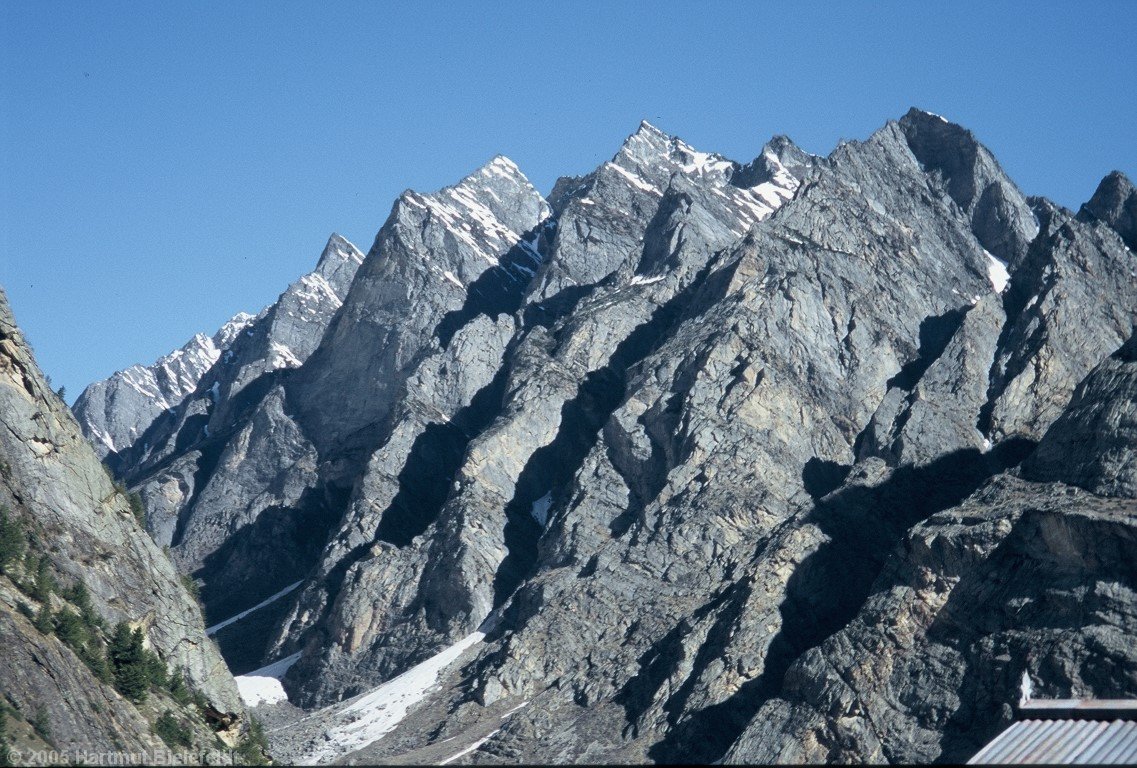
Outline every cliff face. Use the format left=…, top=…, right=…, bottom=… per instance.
left=73, top=110, right=1137, bottom=765
left=727, top=330, right=1137, bottom=764
left=0, top=286, right=243, bottom=760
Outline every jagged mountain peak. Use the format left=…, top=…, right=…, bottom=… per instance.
left=452, top=154, right=549, bottom=218
left=895, top=106, right=1038, bottom=265
left=313, top=233, right=366, bottom=293
left=616, top=119, right=736, bottom=182
left=1079, top=169, right=1137, bottom=250
left=391, top=154, right=550, bottom=267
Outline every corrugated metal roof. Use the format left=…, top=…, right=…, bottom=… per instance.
left=968, top=719, right=1137, bottom=764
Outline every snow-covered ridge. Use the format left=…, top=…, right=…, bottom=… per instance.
left=116, top=312, right=254, bottom=409
left=609, top=120, right=801, bottom=235
left=73, top=233, right=365, bottom=459
left=89, top=310, right=255, bottom=431
left=397, top=156, right=550, bottom=291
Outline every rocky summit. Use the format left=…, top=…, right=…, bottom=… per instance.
left=49, top=108, right=1137, bottom=764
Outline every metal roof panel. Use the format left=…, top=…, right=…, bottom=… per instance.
left=968, top=719, right=1137, bottom=764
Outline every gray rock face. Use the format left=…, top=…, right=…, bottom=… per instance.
left=1022, top=330, right=1137, bottom=497
left=983, top=199, right=1137, bottom=442
left=0, top=286, right=243, bottom=755
left=75, top=111, right=1137, bottom=765
left=289, top=158, right=550, bottom=456
left=274, top=124, right=810, bottom=706
left=723, top=475, right=1137, bottom=764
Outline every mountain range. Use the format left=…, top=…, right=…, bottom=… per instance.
left=2, top=107, right=1134, bottom=764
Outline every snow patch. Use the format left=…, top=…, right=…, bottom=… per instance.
left=605, top=162, right=661, bottom=195
left=440, top=730, right=500, bottom=765
left=206, top=581, right=303, bottom=636
left=985, top=250, right=1010, bottom=293
left=298, top=630, right=486, bottom=764
left=443, top=270, right=464, bottom=289
left=88, top=426, right=117, bottom=453
left=235, top=653, right=301, bottom=707
left=530, top=492, right=552, bottom=527
left=629, top=274, right=665, bottom=286
left=675, top=140, right=734, bottom=176
left=269, top=342, right=303, bottom=369
left=438, top=700, right=529, bottom=764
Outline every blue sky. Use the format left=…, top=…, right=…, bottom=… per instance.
left=2, top=2, right=1135, bottom=401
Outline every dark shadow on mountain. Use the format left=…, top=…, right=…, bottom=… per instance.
left=492, top=257, right=730, bottom=607
left=641, top=438, right=1036, bottom=763
left=614, top=581, right=742, bottom=741
left=302, top=356, right=518, bottom=670
left=802, top=457, right=852, bottom=500
left=521, top=282, right=596, bottom=330
left=374, top=362, right=513, bottom=547
left=196, top=482, right=350, bottom=669
left=116, top=370, right=287, bottom=488
left=210, top=591, right=299, bottom=676
left=102, top=405, right=181, bottom=480
left=887, top=308, right=967, bottom=391
left=168, top=438, right=226, bottom=548
left=436, top=225, right=545, bottom=349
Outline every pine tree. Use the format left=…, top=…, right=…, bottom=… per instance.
left=81, top=640, right=113, bottom=683
left=64, top=580, right=100, bottom=628
left=0, top=507, right=24, bottom=573
left=31, top=555, right=55, bottom=601
left=54, top=607, right=86, bottom=648
left=167, top=666, right=191, bottom=706
left=235, top=716, right=270, bottom=765
left=143, top=649, right=168, bottom=689
left=30, top=705, right=50, bottom=743
left=33, top=604, right=53, bottom=635
left=127, top=492, right=145, bottom=526
left=0, top=707, right=11, bottom=767
left=109, top=623, right=149, bottom=703
left=154, top=710, right=192, bottom=749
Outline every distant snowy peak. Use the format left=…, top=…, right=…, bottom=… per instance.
left=314, top=233, right=366, bottom=294
left=73, top=233, right=367, bottom=459
left=610, top=120, right=804, bottom=224
left=117, top=309, right=254, bottom=410
left=72, top=309, right=255, bottom=455
left=212, top=233, right=366, bottom=392
left=392, top=155, right=551, bottom=287
left=616, top=120, right=736, bottom=183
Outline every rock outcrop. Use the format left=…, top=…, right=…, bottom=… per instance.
left=726, top=332, right=1137, bottom=764
left=0, top=286, right=243, bottom=760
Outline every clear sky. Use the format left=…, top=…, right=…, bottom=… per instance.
left=2, top=2, right=1135, bottom=401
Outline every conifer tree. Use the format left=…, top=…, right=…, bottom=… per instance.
left=109, top=623, right=149, bottom=703
left=0, top=507, right=24, bottom=573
